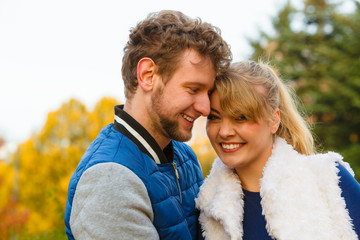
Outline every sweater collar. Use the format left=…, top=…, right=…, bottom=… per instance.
left=113, top=105, right=173, bottom=164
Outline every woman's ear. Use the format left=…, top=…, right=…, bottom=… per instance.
left=271, top=108, right=281, bottom=134
left=137, top=58, right=157, bottom=92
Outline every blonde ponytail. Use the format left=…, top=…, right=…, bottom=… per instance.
left=263, top=64, right=315, bottom=155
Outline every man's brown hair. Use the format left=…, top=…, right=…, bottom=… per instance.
left=121, top=10, right=232, bottom=99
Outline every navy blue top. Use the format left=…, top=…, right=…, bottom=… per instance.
left=242, top=164, right=360, bottom=239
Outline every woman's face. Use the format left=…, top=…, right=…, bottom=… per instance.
left=206, top=90, right=278, bottom=175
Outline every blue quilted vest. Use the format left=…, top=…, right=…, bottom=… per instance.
left=65, top=105, right=204, bottom=239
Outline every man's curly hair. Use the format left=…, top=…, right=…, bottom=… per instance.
left=121, top=10, right=232, bottom=99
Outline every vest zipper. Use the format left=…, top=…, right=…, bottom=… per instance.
left=172, top=162, right=182, bottom=203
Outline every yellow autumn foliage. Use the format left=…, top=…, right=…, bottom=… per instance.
left=190, top=135, right=217, bottom=179
left=189, top=117, right=217, bottom=179
left=0, top=96, right=217, bottom=237
left=0, top=160, right=14, bottom=208
left=2, top=97, right=120, bottom=236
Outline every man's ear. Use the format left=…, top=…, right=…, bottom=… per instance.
left=271, top=108, right=281, bottom=134
left=137, top=58, right=157, bottom=92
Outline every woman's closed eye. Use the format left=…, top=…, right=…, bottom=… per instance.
left=207, top=114, right=220, bottom=121
left=235, top=115, right=247, bottom=121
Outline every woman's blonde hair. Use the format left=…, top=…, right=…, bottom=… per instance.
left=215, top=60, right=315, bottom=155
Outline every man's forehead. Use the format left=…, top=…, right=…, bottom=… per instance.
left=181, top=49, right=213, bottom=66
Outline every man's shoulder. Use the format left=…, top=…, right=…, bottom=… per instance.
left=172, top=141, right=197, bottom=161
left=172, top=140, right=195, bottom=153
left=77, top=124, right=150, bottom=175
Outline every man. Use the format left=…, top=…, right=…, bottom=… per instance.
left=65, top=10, right=231, bottom=239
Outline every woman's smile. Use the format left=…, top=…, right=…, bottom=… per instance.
left=220, top=142, right=245, bottom=153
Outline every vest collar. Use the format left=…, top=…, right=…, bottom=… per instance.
left=196, top=137, right=357, bottom=240
left=113, top=105, right=173, bottom=164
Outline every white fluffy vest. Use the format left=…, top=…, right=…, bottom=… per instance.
left=196, top=138, right=357, bottom=240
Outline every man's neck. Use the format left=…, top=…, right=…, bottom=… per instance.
left=123, top=101, right=170, bottom=149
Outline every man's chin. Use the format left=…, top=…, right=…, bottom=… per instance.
left=170, top=131, right=192, bottom=142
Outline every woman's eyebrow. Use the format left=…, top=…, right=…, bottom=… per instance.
left=210, top=108, right=220, bottom=114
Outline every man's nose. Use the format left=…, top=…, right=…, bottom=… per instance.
left=194, top=93, right=211, bottom=117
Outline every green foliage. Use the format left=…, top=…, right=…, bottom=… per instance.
left=250, top=0, right=360, bottom=180
left=339, top=143, right=360, bottom=178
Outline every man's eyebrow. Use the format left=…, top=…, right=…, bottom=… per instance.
left=184, top=82, right=210, bottom=87
left=210, top=108, right=220, bottom=114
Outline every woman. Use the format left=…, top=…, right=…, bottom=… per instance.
left=196, top=61, right=360, bottom=240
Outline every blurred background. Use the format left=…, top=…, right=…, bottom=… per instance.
left=0, top=0, right=359, bottom=238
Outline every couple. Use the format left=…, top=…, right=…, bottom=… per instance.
left=65, top=10, right=360, bottom=239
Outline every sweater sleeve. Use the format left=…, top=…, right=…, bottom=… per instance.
left=69, top=162, right=159, bottom=240
left=337, top=164, right=360, bottom=237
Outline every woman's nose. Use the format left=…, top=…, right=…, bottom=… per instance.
left=218, top=120, right=236, bottom=138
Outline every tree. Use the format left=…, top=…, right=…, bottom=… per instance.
left=250, top=0, right=360, bottom=179
left=0, top=194, right=29, bottom=239
left=190, top=135, right=217, bottom=179
left=0, top=140, right=29, bottom=239
left=8, top=97, right=119, bottom=236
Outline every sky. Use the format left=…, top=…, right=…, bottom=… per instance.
left=0, top=0, right=299, bottom=151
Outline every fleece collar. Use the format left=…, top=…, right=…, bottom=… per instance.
left=196, top=137, right=357, bottom=240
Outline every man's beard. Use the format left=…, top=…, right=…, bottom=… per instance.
left=151, top=86, right=192, bottom=142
